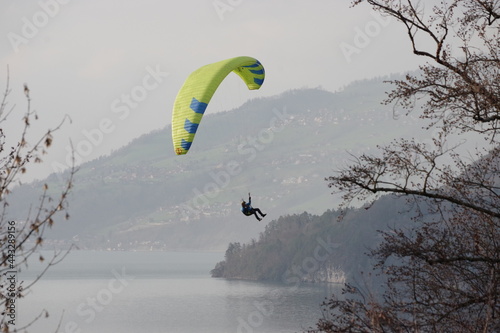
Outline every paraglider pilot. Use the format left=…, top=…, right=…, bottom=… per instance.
left=241, top=193, right=266, bottom=221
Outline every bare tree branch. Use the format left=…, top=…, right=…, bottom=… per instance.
left=0, top=71, right=76, bottom=332
left=312, top=1, right=500, bottom=331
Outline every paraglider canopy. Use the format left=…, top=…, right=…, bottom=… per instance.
left=171, top=56, right=265, bottom=155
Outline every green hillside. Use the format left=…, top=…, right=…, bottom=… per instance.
left=8, top=75, right=424, bottom=251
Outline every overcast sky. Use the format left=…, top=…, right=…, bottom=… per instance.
left=0, top=1, right=426, bottom=181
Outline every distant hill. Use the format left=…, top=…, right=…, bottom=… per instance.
left=7, top=74, right=428, bottom=251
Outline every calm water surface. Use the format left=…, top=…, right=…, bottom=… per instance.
left=17, top=251, right=340, bottom=333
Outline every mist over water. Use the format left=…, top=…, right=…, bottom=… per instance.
left=17, top=251, right=339, bottom=333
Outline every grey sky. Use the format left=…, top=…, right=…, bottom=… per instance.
left=0, top=1, right=425, bottom=181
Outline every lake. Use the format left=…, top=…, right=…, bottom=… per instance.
left=15, top=250, right=341, bottom=333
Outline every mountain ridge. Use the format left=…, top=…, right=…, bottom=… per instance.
left=8, top=74, right=424, bottom=251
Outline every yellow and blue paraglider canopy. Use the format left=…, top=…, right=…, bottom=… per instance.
left=171, top=56, right=265, bottom=155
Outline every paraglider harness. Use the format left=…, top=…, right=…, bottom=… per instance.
left=241, top=196, right=254, bottom=216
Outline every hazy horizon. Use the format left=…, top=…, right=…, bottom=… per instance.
left=0, top=1, right=426, bottom=181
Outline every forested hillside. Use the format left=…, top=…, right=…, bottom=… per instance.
left=211, top=195, right=412, bottom=282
